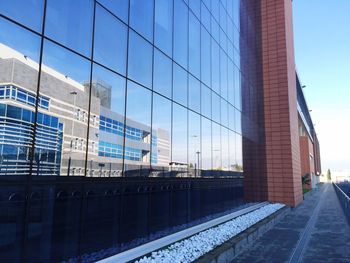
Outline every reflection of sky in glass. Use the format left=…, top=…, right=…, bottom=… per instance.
left=152, top=94, right=171, bottom=132
left=201, top=117, right=212, bottom=170
left=0, top=0, right=43, bottom=32
left=0, top=17, right=41, bottom=62
left=212, top=123, right=222, bottom=169
left=45, top=0, right=93, bottom=57
left=98, top=0, right=129, bottom=23
left=126, top=81, right=151, bottom=126
left=42, top=40, right=90, bottom=83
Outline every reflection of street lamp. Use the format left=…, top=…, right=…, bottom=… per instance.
left=67, top=91, right=77, bottom=176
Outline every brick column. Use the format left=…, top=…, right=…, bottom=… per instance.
left=260, top=0, right=302, bottom=206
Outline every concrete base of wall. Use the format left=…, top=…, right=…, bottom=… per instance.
left=195, top=206, right=291, bottom=263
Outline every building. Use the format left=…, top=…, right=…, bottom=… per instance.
left=0, top=1, right=319, bottom=204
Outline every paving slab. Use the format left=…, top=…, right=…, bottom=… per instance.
left=232, top=184, right=350, bottom=263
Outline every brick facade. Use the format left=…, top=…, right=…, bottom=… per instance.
left=244, top=0, right=303, bottom=207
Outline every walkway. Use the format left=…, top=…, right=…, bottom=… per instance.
left=232, top=183, right=350, bottom=263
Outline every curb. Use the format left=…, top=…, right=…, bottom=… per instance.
left=195, top=205, right=291, bottom=263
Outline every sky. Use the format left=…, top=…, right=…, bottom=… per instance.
left=293, top=0, right=350, bottom=174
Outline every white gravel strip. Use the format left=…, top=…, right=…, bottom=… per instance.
left=136, top=203, right=285, bottom=263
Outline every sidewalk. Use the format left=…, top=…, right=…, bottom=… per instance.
left=232, top=184, right=350, bottom=263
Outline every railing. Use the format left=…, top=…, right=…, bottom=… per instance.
left=333, top=182, right=350, bottom=225
left=0, top=175, right=244, bottom=262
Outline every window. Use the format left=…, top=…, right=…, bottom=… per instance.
left=174, top=0, right=188, bottom=69
left=94, top=5, right=127, bottom=75
left=201, top=117, right=211, bottom=170
left=98, top=0, right=129, bottom=23
left=92, top=63, right=126, bottom=115
left=220, top=49, right=228, bottom=99
left=221, top=99, right=228, bottom=128
left=155, top=0, right=173, bottom=56
left=201, top=84, right=211, bottom=119
left=221, top=127, right=229, bottom=171
left=188, top=75, right=200, bottom=113
left=212, top=123, right=221, bottom=170
left=189, top=13, right=200, bottom=78
left=212, top=92, right=221, bottom=123
left=173, top=63, right=188, bottom=106
left=172, top=103, right=188, bottom=167
left=201, top=26, right=211, bottom=87
left=152, top=94, right=172, bottom=170
left=128, top=30, right=153, bottom=88
left=189, top=0, right=200, bottom=18
left=45, top=0, right=93, bottom=57
left=0, top=0, right=44, bottom=32
left=0, top=17, right=41, bottom=63
left=211, top=40, right=220, bottom=94
left=153, top=49, right=172, bottom=98
left=188, top=111, right=200, bottom=176
left=130, top=0, right=154, bottom=42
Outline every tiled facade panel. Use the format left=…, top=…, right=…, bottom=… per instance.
left=260, top=0, right=302, bottom=206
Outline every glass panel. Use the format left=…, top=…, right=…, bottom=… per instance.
left=173, top=63, right=188, bottom=106
left=212, top=92, right=220, bottom=123
left=153, top=49, right=172, bottom=98
left=227, top=59, right=234, bottom=105
left=220, top=49, right=228, bottom=99
left=151, top=94, right=171, bottom=175
left=189, top=12, right=200, bottom=78
left=98, top=0, right=129, bottom=23
left=201, top=117, right=211, bottom=171
left=201, top=84, right=211, bottom=119
left=211, top=16, right=219, bottom=43
left=94, top=5, right=127, bottom=75
left=45, top=0, right=93, bottom=57
left=233, top=0, right=240, bottom=29
left=174, top=0, right=188, bottom=69
left=228, top=130, right=236, bottom=171
left=188, top=75, right=200, bottom=113
left=188, top=111, right=200, bottom=177
left=172, top=103, right=187, bottom=176
left=228, top=104, right=235, bottom=131
left=212, top=122, right=221, bottom=170
left=0, top=0, right=43, bottom=32
left=189, top=0, right=200, bottom=18
left=130, top=0, right=154, bottom=42
left=221, top=127, right=229, bottom=171
left=211, top=0, right=219, bottom=22
left=234, top=65, right=241, bottom=110
left=87, top=64, right=126, bottom=177
left=0, top=18, right=40, bottom=177
left=128, top=30, right=153, bottom=88
left=221, top=99, right=228, bottom=127
left=155, top=0, right=173, bottom=57
left=236, top=133, right=243, bottom=171
left=36, top=40, right=91, bottom=176
left=211, top=39, right=220, bottom=94
left=124, top=81, right=152, bottom=176
left=201, top=26, right=211, bottom=87
left=219, top=3, right=227, bottom=33
left=235, top=109, right=242, bottom=134
left=200, top=2, right=210, bottom=32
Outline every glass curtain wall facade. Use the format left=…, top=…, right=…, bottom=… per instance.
left=0, top=0, right=244, bottom=177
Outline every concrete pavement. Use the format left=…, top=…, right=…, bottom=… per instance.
left=232, top=184, right=350, bottom=263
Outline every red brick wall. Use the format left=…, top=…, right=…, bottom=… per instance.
left=260, top=0, right=302, bottom=206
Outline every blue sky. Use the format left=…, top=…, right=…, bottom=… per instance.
left=293, top=0, right=350, bottom=174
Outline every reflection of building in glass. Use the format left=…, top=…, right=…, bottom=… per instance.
left=0, top=44, right=170, bottom=176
